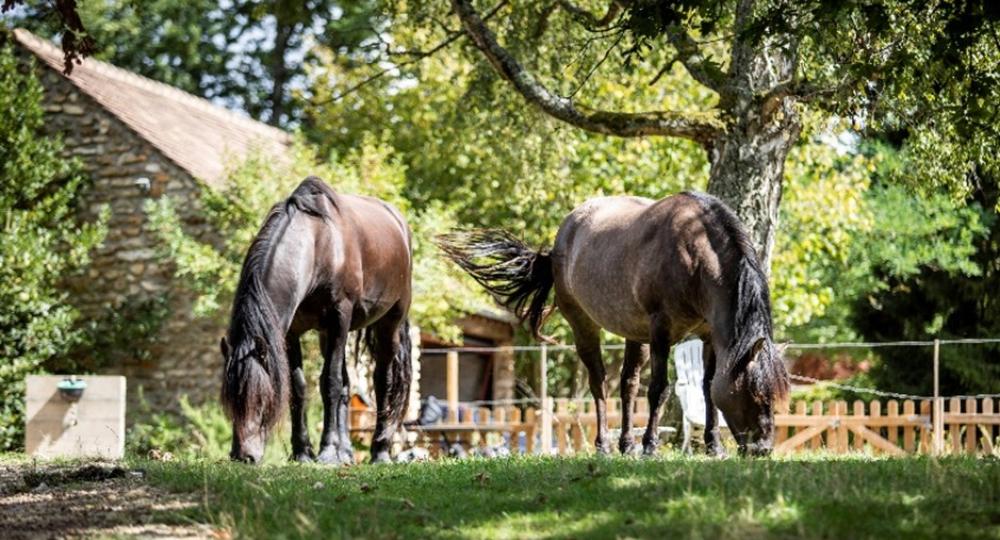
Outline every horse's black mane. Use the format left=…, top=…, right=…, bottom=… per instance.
left=684, top=191, right=788, bottom=403
left=222, top=177, right=337, bottom=427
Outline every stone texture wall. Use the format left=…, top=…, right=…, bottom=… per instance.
left=31, top=63, right=223, bottom=417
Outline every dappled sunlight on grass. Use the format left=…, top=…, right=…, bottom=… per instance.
left=126, top=453, right=1000, bottom=539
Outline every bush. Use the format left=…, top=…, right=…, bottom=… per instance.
left=127, top=391, right=321, bottom=463
left=0, top=43, right=106, bottom=451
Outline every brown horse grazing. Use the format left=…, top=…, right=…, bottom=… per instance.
left=220, top=177, right=412, bottom=464
left=439, top=192, right=789, bottom=457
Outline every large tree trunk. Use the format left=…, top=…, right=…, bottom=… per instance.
left=707, top=3, right=801, bottom=272
left=706, top=108, right=800, bottom=273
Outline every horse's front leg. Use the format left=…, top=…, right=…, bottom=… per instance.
left=642, top=317, right=675, bottom=457
left=702, top=342, right=726, bottom=457
left=317, top=313, right=351, bottom=465
left=619, top=340, right=648, bottom=455
left=288, top=335, right=315, bottom=462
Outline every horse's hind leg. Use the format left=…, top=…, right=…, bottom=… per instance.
left=370, top=306, right=412, bottom=464
left=317, top=310, right=351, bottom=465
left=702, top=339, right=726, bottom=457
left=560, top=299, right=611, bottom=454
left=619, top=340, right=649, bottom=455
left=642, top=316, right=675, bottom=456
left=288, top=335, right=315, bottom=462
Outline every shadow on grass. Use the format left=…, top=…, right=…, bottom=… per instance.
left=140, top=454, right=1000, bottom=539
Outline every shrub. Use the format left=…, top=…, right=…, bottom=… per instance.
left=0, top=43, right=106, bottom=451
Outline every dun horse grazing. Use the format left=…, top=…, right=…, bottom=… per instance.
left=439, top=192, right=789, bottom=457
left=221, top=177, right=412, bottom=464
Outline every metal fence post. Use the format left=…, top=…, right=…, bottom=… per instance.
left=447, top=350, right=459, bottom=423
left=933, top=338, right=944, bottom=455
left=539, top=343, right=552, bottom=454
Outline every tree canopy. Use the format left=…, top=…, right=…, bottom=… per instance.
left=4, top=0, right=381, bottom=126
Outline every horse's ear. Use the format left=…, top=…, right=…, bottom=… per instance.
left=220, top=337, right=229, bottom=358
left=742, top=337, right=767, bottom=373
left=253, top=335, right=268, bottom=361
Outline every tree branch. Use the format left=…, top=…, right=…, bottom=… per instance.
left=664, top=26, right=727, bottom=92
left=318, top=1, right=509, bottom=104
left=451, top=0, right=723, bottom=146
left=557, top=0, right=626, bottom=31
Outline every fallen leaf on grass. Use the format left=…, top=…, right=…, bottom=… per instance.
left=360, top=483, right=374, bottom=494
left=474, top=472, right=491, bottom=486
left=210, top=528, right=234, bottom=540
left=335, top=493, right=348, bottom=503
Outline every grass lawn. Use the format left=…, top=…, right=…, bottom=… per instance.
left=134, top=453, right=1000, bottom=539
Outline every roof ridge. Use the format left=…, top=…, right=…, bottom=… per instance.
left=12, top=28, right=290, bottom=143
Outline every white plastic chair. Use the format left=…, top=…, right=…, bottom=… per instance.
left=673, top=339, right=727, bottom=453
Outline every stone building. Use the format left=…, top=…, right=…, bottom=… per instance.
left=10, top=29, right=519, bottom=416
left=11, top=28, right=291, bottom=412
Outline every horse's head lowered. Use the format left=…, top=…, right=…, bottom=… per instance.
left=220, top=334, right=286, bottom=463
left=713, top=336, right=789, bottom=456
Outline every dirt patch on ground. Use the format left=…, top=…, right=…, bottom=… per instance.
left=0, top=461, right=215, bottom=539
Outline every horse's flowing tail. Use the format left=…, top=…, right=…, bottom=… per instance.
left=364, top=319, right=413, bottom=437
left=437, top=229, right=554, bottom=339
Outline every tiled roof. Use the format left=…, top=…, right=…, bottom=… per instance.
left=13, top=28, right=291, bottom=189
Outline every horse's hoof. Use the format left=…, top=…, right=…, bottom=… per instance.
left=594, top=441, right=613, bottom=456
left=641, top=445, right=659, bottom=458
left=316, top=446, right=343, bottom=465
left=339, top=449, right=355, bottom=464
left=619, top=438, right=637, bottom=456
left=707, top=446, right=728, bottom=459
left=371, top=451, right=392, bottom=464
left=291, top=452, right=315, bottom=464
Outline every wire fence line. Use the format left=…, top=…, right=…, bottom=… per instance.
left=418, top=337, right=1000, bottom=402
left=419, top=337, right=1000, bottom=355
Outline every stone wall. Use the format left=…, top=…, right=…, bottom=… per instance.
left=30, top=62, right=223, bottom=417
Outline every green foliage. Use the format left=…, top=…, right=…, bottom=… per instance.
left=127, top=392, right=237, bottom=462
left=774, top=130, right=986, bottom=344
left=146, top=135, right=485, bottom=341
left=853, top=175, right=1000, bottom=395
left=0, top=46, right=106, bottom=450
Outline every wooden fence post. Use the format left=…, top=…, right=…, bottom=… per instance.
left=447, top=351, right=459, bottom=423
left=539, top=343, right=553, bottom=454
left=933, top=338, right=944, bottom=455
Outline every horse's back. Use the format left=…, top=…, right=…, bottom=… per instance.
left=284, top=178, right=412, bottom=331
left=553, top=193, right=725, bottom=340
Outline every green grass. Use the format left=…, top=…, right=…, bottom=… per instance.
left=133, top=453, right=1000, bottom=539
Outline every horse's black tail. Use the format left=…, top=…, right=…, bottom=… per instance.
left=364, top=319, right=413, bottom=437
left=436, top=229, right=554, bottom=339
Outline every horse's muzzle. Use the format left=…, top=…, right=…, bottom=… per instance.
left=231, top=452, right=261, bottom=464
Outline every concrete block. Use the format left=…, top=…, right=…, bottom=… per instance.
left=25, top=375, right=127, bottom=460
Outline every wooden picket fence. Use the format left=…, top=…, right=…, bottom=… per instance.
left=350, top=403, right=541, bottom=458
left=351, top=396, right=1000, bottom=457
left=774, top=398, right=999, bottom=455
